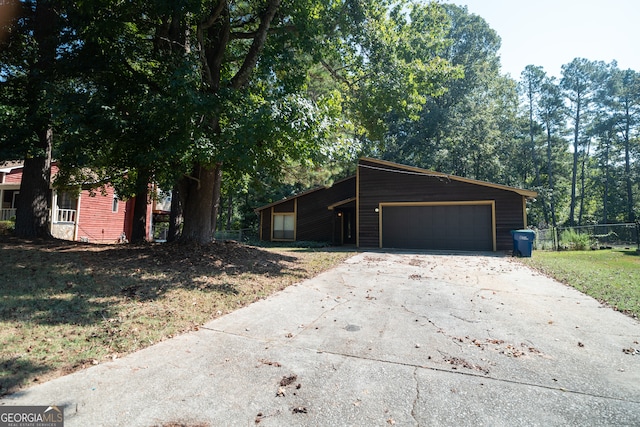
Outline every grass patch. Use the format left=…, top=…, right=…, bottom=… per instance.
left=0, top=237, right=354, bottom=396
left=520, top=249, right=640, bottom=319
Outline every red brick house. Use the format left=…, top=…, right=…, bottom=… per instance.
left=0, top=162, right=165, bottom=243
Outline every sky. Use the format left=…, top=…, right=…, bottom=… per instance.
left=444, top=0, right=640, bottom=79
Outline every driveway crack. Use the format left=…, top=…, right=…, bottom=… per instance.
left=303, top=347, right=640, bottom=405
left=450, top=313, right=481, bottom=323
left=411, top=367, right=420, bottom=426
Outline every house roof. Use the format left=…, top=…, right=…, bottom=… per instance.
left=359, top=158, right=538, bottom=198
left=0, top=161, right=24, bottom=174
left=327, top=197, right=357, bottom=210
left=254, top=185, right=327, bottom=212
left=0, top=161, right=127, bottom=189
left=254, top=158, right=537, bottom=213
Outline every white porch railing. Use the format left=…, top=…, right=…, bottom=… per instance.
left=0, top=208, right=78, bottom=223
left=55, top=208, right=77, bottom=223
left=0, top=208, right=16, bottom=221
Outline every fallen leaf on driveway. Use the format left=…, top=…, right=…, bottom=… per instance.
left=258, top=359, right=281, bottom=367
left=443, top=355, right=489, bottom=375
left=280, top=375, right=298, bottom=386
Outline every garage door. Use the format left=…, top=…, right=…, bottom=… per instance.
left=381, top=204, right=493, bottom=251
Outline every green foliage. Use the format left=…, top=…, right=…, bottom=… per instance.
left=382, top=4, right=509, bottom=181
left=559, top=229, right=592, bottom=250
left=0, top=1, right=83, bottom=160
left=2, top=1, right=638, bottom=238
left=252, top=239, right=332, bottom=249
left=0, top=220, right=15, bottom=235
left=319, top=1, right=461, bottom=146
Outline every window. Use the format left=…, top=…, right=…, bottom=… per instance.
left=57, top=192, right=77, bottom=210
left=273, top=213, right=295, bottom=240
left=112, top=193, right=119, bottom=213
left=3, top=190, right=17, bottom=208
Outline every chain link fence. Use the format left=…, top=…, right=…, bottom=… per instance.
left=535, top=222, right=640, bottom=251
left=151, top=225, right=257, bottom=243
left=214, top=228, right=258, bottom=243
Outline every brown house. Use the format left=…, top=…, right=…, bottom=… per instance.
left=255, top=158, right=537, bottom=251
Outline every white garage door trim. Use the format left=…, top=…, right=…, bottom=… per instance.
left=378, top=200, right=497, bottom=251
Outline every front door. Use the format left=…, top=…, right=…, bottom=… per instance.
left=341, top=208, right=356, bottom=244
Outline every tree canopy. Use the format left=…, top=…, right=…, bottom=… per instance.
left=1, top=1, right=638, bottom=241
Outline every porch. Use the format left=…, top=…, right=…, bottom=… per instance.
left=0, top=208, right=76, bottom=223
left=1, top=187, right=19, bottom=221
left=1, top=208, right=16, bottom=221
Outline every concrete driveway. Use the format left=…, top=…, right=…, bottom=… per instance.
left=2, top=251, right=640, bottom=426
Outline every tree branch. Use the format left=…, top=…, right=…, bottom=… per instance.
left=230, top=0, right=282, bottom=89
left=196, top=25, right=214, bottom=87
left=196, top=0, right=229, bottom=89
left=229, top=24, right=296, bottom=40
left=321, top=59, right=354, bottom=91
left=199, top=0, right=227, bottom=30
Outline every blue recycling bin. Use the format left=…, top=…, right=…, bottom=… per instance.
left=511, top=229, right=535, bottom=257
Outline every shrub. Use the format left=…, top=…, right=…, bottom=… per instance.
left=560, top=229, right=591, bottom=250
left=291, top=240, right=332, bottom=248
left=249, top=239, right=332, bottom=249
left=0, top=220, right=15, bottom=235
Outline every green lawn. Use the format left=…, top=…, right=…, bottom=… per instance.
left=521, top=249, right=640, bottom=319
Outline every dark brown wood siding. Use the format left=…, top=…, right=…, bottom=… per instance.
left=257, top=176, right=356, bottom=243
left=495, top=196, right=527, bottom=250
left=295, top=177, right=356, bottom=243
left=259, top=209, right=271, bottom=241
left=358, top=159, right=526, bottom=250
left=273, top=200, right=295, bottom=213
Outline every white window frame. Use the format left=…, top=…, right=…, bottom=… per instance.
left=52, top=191, right=78, bottom=223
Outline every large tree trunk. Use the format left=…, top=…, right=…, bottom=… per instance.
left=167, top=181, right=185, bottom=242
left=15, top=1, right=57, bottom=239
left=179, top=163, right=219, bottom=244
left=15, top=130, right=52, bottom=238
left=178, top=0, right=281, bottom=245
left=130, top=170, right=150, bottom=243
